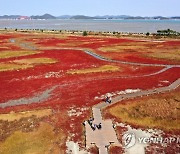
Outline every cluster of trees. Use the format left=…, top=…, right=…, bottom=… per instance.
left=3, top=27, right=179, bottom=38
left=156, top=29, right=180, bottom=36
left=82, top=31, right=88, bottom=36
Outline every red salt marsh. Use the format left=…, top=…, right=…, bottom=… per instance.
left=0, top=32, right=179, bottom=153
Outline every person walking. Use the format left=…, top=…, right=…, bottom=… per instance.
left=97, top=123, right=102, bottom=130
left=105, top=93, right=112, bottom=104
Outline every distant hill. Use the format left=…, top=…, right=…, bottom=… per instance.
left=0, top=14, right=56, bottom=19
left=127, top=16, right=150, bottom=19
left=94, top=15, right=132, bottom=19
left=171, top=16, right=180, bottom=19
left=0, top=14, right=179, bottom=20
left=69, top=15, right=180, bottom=20
left=70, top=15, right=97, bottom=19
left=30, top=14, right=56, bottom=19
left=153, top=16, right=168, bottom=20
left=57, top=15, right=72, bottom=19
left=0, top=15, right=21, bottom=19
left=70, top=15, right=133, bottom=19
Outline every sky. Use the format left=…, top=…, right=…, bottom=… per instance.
left=0, top=0, right=179, bottom=16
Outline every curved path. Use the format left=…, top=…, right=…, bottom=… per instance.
left=8, top=38, right=180, bottom=154
left=10, top=38, right=180, bottom=79
left=8, top=39, right=180, bottom=81
left=10, top=39, right=180, bottom=68
left=84, top=50, right=180, bottom=67
left=85, top=78, right=180, bottom=154
left=0, top=86, right=57, bottom=108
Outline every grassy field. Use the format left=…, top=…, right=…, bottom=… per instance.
left=98, top=41, right=180, bottom=62
left=0, top=58, right=58, bottom=72
left=99, top=42, right=148, bottom=52
left=0, top=50, right=41, bottom=59
left=149, top=50, right=180, bottom=61
left=0, top=108, right=66, bottom=154
left=0, top=122, right=65, bottom=154
left=67, top=65, right=121, bottom=74
left=105, top=90, right=180, bottom=130
left=0, top=63, right=33, bottom=72
left=0, top=109, right=52, bottom=121
left=13, top=58, right=58, bottom=65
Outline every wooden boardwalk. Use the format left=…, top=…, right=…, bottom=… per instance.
left=85, top=109, right=120, bottom=154
left=8, top=37, right=180, bottom=154
left=85, top=78, right=180, bottom=154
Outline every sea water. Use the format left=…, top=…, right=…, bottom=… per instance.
left=0, top=19, right=180, bottom=33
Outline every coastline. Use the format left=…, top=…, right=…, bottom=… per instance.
left=0, top=28, right=180, bottom=41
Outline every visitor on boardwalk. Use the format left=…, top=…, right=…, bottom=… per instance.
left=85, top=117, right=102, bottom=131
left=105, top=93, right=112, bottom=104
left=96, top=123, right=102, bottom=130
left=91, top=125, right=96, bottom=131
left=87, top=117, right=96, bottom=131
left=88, top=117, right=94, bottom=125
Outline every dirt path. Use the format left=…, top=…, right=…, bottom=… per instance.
left=85, top=78, right=180, bottom=154
left=84, top=50, right=180, bottom=67
left=9, top=38, right=180, bottom=81
left=10, top=39, right=180, bottom=68
left=0, top=86, right=57, bottom=108
left=8, top=38, right=180, bottom=153
left=10, top=38, right=37, bottom=50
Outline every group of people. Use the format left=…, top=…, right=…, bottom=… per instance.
left=87, top=117, right=102, bottom=131
left=82, top=95, right=112, bottom=131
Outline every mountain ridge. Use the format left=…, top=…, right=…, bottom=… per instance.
left=0, top=14, right=179, bottom=20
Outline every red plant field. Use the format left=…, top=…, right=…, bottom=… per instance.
left=0, top=32, right=179, bottom=153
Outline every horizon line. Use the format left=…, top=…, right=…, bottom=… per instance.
left=0, top=14, right=180, bottom=17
